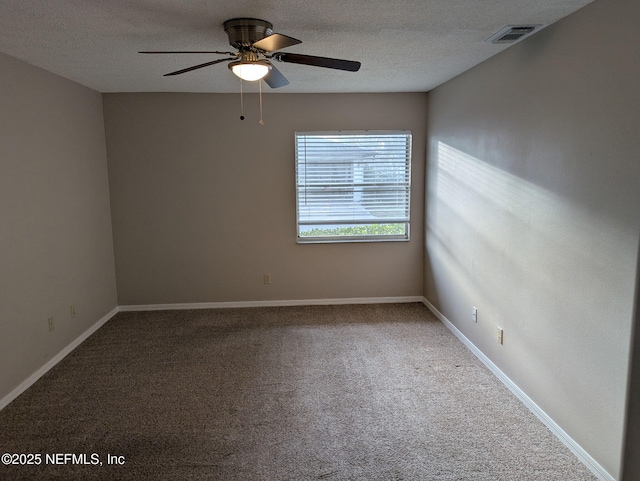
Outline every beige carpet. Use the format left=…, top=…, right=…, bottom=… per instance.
left=0, top=303, right=596, bottom=480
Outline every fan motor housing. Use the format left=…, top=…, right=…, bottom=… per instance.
left=224, top=18, right=273, bottom=49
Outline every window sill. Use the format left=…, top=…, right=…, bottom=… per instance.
left=297, top=235, right=410, bottom=244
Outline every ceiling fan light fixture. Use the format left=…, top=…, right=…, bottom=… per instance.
left=143, top=18, right=361, bottom=89
left=229, top=60, right=271, bottom=81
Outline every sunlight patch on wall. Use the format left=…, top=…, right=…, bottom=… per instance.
left=431, top=141, right=629, bottom=316
left=426, top=140, right=633, bottom=438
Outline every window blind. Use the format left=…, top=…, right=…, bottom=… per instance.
left=295, top=131, right=411, bottom=243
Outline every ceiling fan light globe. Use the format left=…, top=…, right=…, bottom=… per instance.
left=229, top=61, right=271, bottom=81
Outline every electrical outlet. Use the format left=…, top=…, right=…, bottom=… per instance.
left=48, top=317, right=55, bottom=332
left=70, top=305, right=76, bottom=318
left=263, top=273, right=272, bottom=284
left=497, top=328, right=504, bottom=345
left=472, top=307, right=477, bottom=322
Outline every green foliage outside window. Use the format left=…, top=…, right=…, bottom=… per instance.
left=299, top=224, right=405, bottom=237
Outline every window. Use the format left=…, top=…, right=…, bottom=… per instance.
left=295, top=131, right=412, bottom=243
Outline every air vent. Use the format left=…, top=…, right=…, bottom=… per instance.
left=487, top=25, right=542, bottom=44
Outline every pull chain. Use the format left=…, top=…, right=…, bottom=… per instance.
left=238, top=78, right=265, bottom=124
left=258, top=79, right=265, bottom=125
left=239, top=78, right=245, bottom=120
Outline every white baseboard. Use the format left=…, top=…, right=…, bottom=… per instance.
left=119, top=296, right=424, bottom=312
left=0, top=307, right=120, bottom=411
left=421, top=297, right=614, bottom=481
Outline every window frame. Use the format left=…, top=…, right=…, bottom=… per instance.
left=295, top=130, right=412, bottom=244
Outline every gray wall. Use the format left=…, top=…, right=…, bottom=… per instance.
left=425, top=0, right=640, bottom=478
left=623, top=242, right=640, bottom=480
left=0, top=52, right=118, bottom=401
left=103, top=92, right=426, bottom=306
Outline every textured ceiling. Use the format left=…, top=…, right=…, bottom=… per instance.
left=0, top=0, right=593, bottom=93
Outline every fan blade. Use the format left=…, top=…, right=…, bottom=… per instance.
left=163, top=57, right=235, bottom=76
left=264, top=63, right=289, bottom=88
left=252, top=33, right=302, bottom=53
left=140, top=50, right=236, bottom=55
left=274, top=53, right=361, bottom=72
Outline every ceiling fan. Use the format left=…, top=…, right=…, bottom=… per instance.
left=140, top=18, right=361, bottom=88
